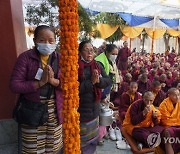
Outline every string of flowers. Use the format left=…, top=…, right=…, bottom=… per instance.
left=59, top=0, right=80, bottom=154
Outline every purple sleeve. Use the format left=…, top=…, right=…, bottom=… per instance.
left=130, top=101, right=145, bottom=125
left=9, top=53, right=37, bottom=94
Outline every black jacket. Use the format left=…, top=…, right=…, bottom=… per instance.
left=78, top=63, right=111, bottom=122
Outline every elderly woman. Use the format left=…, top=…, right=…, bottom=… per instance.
left=10, top=25, right=63, bottom=154
left=78, top=41, right=111, bottom=154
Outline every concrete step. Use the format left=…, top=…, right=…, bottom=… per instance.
left=0, top=143, right=18, bottom=154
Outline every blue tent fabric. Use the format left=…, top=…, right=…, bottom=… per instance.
left=117, top=13, right=153, bottom=26
left=160, top=19, right=179, bottom=28
left=83, top=8, right=179, bottom=29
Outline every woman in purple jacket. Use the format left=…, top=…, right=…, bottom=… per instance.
left=10, top=25, right=63, bottom=154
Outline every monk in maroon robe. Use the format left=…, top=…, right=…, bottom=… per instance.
left=119, top=82, right=142, bottom=121
left=158, top=68, right=165, bottom=76
left=172, top=72, right=180, bottom=88
left=130, top=65, right=140, bottom=82
left=159, top=88, right=180, bottom=154
left=159, top=74, right=169, bottom=93
left=113, top=73, right=132, bottom=107
left=167, top=50, right=176, bottom=66
left=150, top=80, right=166, bottom=107
left=97, top=41, right=106, bottom=55
left=123, top=91, right=164, bottom=148
left=148, top=69, right=157, bottom=82
left=166, top=71, right=173, bottom=89
left=116, top=41, right=131, bottom=75
left=137, top=73, right=151, bottom=95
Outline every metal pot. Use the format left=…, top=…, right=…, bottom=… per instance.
left=99, top=106, right=114, bottom=126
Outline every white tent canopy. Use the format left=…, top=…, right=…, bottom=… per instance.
left=78, top=0, right=180, bottom=19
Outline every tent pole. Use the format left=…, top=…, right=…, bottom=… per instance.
left=175, top=36, right=178, bottom=53
left=130, top=38, right=132, bottom=51
left=151, top=31, right=155, bottom=57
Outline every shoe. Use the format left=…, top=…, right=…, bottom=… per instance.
left=114, top=127, right=122, bottom=141
left=97, top=140, right=104, bottom=146
left=126, top=143, right=131, bottom=149
left=137, top=143, right=143, bottom=150
left=109, top=125, right=116, bottom=141
left=123, top=139, right=131, bottom=149
left=116, top=140, right=127, bottom=150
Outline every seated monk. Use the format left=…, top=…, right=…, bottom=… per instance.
left=119, top=82, right=142, bottom=122
left=137, top=73, right=151, bottom=95
left=159, top=88, right=180, bottom=154
left=113, top=73, right=132, bottom=106
left=123, top=91, right=164, bottom=148
left=150, top=80, right=166, bottom=108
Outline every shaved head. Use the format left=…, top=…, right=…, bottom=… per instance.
left=129, top=82, right=138, bottom=94
left=143, top=91, right=154, bottom=98
left=130, top=82, right=138, bottom=87
left=168, top=88, right=179, bottom=95
left=168, top=88, right=179, bottom=104
left=143, top=91, right=155, bottom=106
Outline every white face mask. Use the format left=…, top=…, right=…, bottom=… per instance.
left=37, top=43, right=56, bottom=56
left=109, top=55, right=117, bottom=63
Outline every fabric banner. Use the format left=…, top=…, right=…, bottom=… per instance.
left=160, top=19, right=179, bottom=28
left=121, top=26, right=143, bottom=38
left=96, top=24, right=119, bottom=39
left=117, top=13, right=153, bottom=26
left=167, top=29, right=180, bottom=37
left=145, top=28, right=166, bottom=39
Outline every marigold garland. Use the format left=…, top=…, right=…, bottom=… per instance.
left=59, top=0, right=80, bottom=153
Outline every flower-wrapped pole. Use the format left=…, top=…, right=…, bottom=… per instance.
left=59, top=0, right=80, bottom=153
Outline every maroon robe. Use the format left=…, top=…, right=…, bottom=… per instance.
left=160, top=81, right=169, bottom=93
left=130, top=100, right=164, bottom=147
left=116, top=47, right=131, bottom=73
left=97, top=46, right=105, bottom=55
left=148, top=73, right=156, bottom=82
left=137, top=80, right=151, bottom=95
left=172, top=79, right=180, bottom=88
left=168, top=52, right=176, bottom=66
left=153, top=90, right=166, bottom=107
left=119, top=91, right=142, bottom=121
left=160, top=127, right=180, bottom=153
left=166, top=78, right=173, bottom=88
left=131, top=69, right=140, bottom=82
left=113, top=81, right=130, bottom=107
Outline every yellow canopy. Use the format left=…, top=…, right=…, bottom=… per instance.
left=121, top=26, right=143, bottom=38
left=145, top=28, right=166, bottom=39
left=96, top=24, right=119, bottom=39
left=96, top=24, right=180, bottom=39
left=167, top=29, right=180, bottom=37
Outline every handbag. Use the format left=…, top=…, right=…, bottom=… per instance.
left=13, top=95, right=48, bottom=127
left=13, top=54, right=58, bottom=127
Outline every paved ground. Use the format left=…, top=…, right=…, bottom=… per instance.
left=0, top=137, right=133, bottom=154
left=96, top=139, right=132, bottom=154
left=0, top=141, right=132, bottom=154
left=0, top=144, right=18, bottom=154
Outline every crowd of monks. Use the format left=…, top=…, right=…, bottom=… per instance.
left=98, top=41, right=180, bottom=154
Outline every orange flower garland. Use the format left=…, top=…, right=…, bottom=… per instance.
left=59, top=0, right=80, bottom=154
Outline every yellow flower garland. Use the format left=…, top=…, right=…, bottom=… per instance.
left=59, top=0, right=80, bottom=153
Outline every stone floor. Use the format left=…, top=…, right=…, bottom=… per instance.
left=0, top=144, right=18, bottom=154
left=0, top=141, right=132, bottom=154
left=96, top=139, right=133, bottom=154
